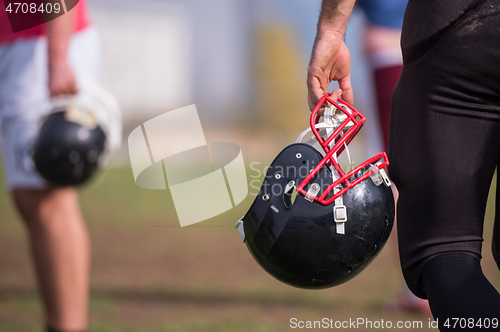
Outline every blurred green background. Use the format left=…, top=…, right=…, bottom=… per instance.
left=1, top=161, right=499, bottom=331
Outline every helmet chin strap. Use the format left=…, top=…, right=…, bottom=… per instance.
left=324, top=106, right=349, bottom=234
left=295, top=104, right=354, bottom=234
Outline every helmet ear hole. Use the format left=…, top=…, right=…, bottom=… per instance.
left=283, top=179, right=297, bottom=209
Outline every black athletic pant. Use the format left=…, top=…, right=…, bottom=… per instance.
left=389, top=0, right=500, bottom=326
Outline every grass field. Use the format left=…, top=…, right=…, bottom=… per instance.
left=1, top=162, right=499, bottom=332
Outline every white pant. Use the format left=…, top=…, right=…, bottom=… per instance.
left=0, top=27, right=100, bottom=189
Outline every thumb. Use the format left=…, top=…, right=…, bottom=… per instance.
left=328, top=88, right=343, bottom=103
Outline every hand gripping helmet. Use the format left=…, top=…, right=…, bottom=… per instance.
left=235, top=93, right=395, bottom=289
left=33, top=84, right=122, bottom=186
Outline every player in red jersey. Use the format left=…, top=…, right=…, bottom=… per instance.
left=0, top=2, right=97, bottom=331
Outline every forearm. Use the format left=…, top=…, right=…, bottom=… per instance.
left=307, top=0, right=355, bottom=108
left=47, top=9, right=76, bottom=67
left=310, top=0, right=356, bottom=69
left=46, top=9, right=78, bottom=96
left=316, top=0, right=356, bottom=37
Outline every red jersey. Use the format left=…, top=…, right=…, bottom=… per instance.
left=0, top=0, right=90, bottom=45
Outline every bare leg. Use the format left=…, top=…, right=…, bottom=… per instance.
left=12, top=187, right=89, bottom=331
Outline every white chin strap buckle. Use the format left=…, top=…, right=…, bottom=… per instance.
left=333, top=186, right=347, bottom=235
left=369, top=165, right=392, bottom=187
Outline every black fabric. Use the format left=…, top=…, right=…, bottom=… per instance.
left=401, top=0, right=478, bottom=63
left=421, top=252, right=500, bottom=328
left=389, top=0, right=500, bottom=299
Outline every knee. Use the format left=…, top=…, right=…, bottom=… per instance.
left=401, top=251, right=482, bottom=300
left=421, top=252, right=482, bottom=295
left=11, top=187, right=79, bottom=227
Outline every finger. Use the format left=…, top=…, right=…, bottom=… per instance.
left=309, top=92, right=332, bottom=115
left=312, top=88, right=341, bottom=116
left=50, top=83, right=78, bottom=97
left=307, top=76, right=326, bottom=112
left=308, top=92, right=325, bottom=113
left=308, top=81, right=338, bottom=115
left=338, top=74, right=353, bottom=105
left=329, top=88, right=342, bottom=102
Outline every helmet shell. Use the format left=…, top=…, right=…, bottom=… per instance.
left=33, top=110, right=106, bottom=186
left=242, top=143, right=394, bottom=289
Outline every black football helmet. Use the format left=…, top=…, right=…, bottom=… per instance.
left=33, top=85, right=122, bottom=186
left=236, top=93, right=395, bottom=289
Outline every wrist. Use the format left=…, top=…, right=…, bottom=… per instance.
left=310, top=30, right=345, bottom=65
left=48, top=58, right=70, bottom=75
left=48, top=48, right=68, bottom=66
left=316, top=27, right=345, bottom=43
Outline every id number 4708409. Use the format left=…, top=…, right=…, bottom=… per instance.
left=443, top=318, right=498, bottom=329
left=5, top=2, right=62, bottom=14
